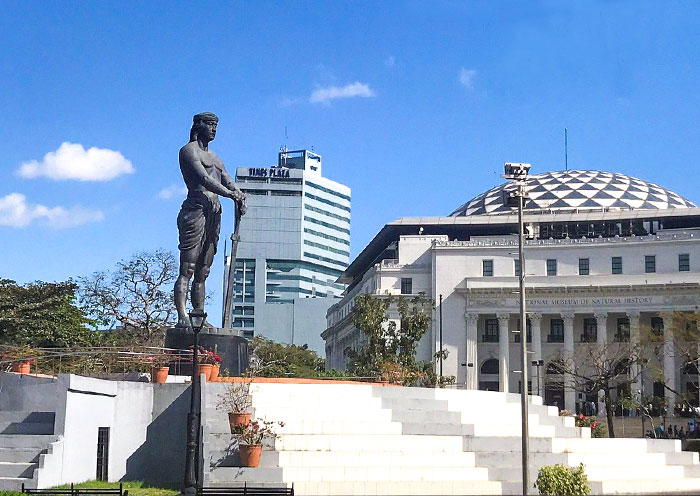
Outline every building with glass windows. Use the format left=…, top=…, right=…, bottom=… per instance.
left=230, top=150, right=350, bottom=356
left=323, top=169, right=700, bottom=412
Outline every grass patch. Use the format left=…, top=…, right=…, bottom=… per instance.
left=51, top=481, right=178, bottom=496
left=0, top=492, right=23, bottom=496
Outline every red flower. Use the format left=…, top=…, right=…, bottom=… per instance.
left=579, top=413, right=584, bottom=419
left=215, top=355, right=222, bottom=362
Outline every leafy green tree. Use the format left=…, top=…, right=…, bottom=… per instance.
left=249, top=336, right=325, bottom=377
left=347, top=293, right=433, bottom=378
left=78, top=249, right=177, bottom=342
left=0, top=279, right=97, bottom=348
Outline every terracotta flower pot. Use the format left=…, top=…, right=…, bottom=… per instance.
left=228, top=412, right=251, bottom=433
left=152, top=366, right=169, bottom=384
left=197, top=363, right=214, bottom=381
left=211, top=364, right=221, bottom=382
left=239, top=444, right=262, bottom=467
left=11, top=362, right=31, bottom=374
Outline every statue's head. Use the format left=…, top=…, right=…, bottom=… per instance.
left=190, top=112, right=219, bottom=143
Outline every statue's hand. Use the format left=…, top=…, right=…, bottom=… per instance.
left=231, top=189, right=246, bottom=203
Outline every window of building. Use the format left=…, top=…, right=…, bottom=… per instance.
left=233, top=318, right=255, bottom=327
left=400, top=278, right=412, bottom=295
left=651, top=316, right=664, bottom=337
left=546, top=259, right=557, bottom=276
left=480, top=358, right=499, bottom=374
left=483, top=318, right=499, bottom=342
left=612, top=256, right=623, bottom=274
left=514, top=259, right=521, bottom=277
left=483, top=260, right=494, bottom=277
left=515, top=319, right=531, bottom=343
left=680, top=253, right=690, bottom=272
left=645, top=255, right=656, bottom=273
left=96, top=427, right=110, bottom=481
left=615, top=318, right=630, bottom=342
left=578, top=258, right=590, bottom=275
left=582, top=318, right=597, bottom=342
left=548, top=318, right=564, bottom=343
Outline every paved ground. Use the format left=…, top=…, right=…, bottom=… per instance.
left=597, top=415, right=696, bottom=438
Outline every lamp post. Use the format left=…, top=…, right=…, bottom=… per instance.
left=182, top=308, right=207, bottom=496
left=503, top=162, right=531, bottom=496
left=439, top=294, right=443, bottom=379
left=532, top=359, right=544, bottom=397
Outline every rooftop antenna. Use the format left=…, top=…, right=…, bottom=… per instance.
left=565, top=127, right=568, bottom=171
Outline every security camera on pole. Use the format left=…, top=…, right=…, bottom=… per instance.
left=502, top=162, right=531, bottom=496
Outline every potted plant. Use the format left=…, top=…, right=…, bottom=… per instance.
left=147, top=353, right=171, bottom=384
left=210, top=354, right=223, bottom=381
left=2, top=347, right=39, bottom=374
left=217, top=378, right=253, bottom=431
left=192, top=345, right=216, bottom=381
left=234, top=419, right=284, bottom=468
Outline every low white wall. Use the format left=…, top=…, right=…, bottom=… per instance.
left=0, top=372, right=188, bottom=487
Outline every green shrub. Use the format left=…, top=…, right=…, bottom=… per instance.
left=685, top=439, right=700, bottom=453
left=536, top=464, right=590, bottom=495
left=574, top=414, right=605, bottom=438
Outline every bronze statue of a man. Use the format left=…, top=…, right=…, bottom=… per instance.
left=174, top=112, right=246, bottom=328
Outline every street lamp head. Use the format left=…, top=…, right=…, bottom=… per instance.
left=188, top=308, right=207, bottom=333
left=503, top=162, right=531, bottom=179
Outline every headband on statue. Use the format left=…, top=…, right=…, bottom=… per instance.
left=193, top=112, right=218, bottom=123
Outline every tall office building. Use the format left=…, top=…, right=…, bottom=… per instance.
left=229, top=150, right=350, bottom=356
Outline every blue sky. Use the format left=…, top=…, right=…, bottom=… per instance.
left=2, top=1, right=699, bottom=324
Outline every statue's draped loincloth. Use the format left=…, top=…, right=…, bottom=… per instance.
left=177, top=192, right=221, bottom=267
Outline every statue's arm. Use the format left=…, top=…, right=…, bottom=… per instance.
left=220, top=168, right=243, bottom=194
left=180, top=147, right=235, bottom=198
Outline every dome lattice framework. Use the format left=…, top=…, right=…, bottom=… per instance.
left=450, top=170, right=696, bottom=217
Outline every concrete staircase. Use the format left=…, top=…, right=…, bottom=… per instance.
left=202, top=382, right=700, bottom=495
left=0, top=411, right=57, bottom=491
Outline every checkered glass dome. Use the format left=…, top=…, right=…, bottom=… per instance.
left=450, top=170, right=696, bottom=217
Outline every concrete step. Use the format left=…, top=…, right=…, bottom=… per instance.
left=274, top=434, right=465, bottom=453
left=490, top=464, right=690, bottom=483
left=555, top=437, right=682, bottom=454
left=210, top=465, right=491, bottom=482
left=292, top=479, right=503, bottom=495
left=210, top=449, right=480, bottom=470
left=263, top=450, right=478, bottom=468
left=249, top=397, right=384, bottom=409
left=0, top=476, right=33, bottom=492
left=463, top=436, right=555, bottom=453
left=0, top=448, right=43, bottom=463
left=389, top=409, right=461, bottom=423
left=0, top=435, right=58, bottom=449
left=380, top=398, right=449, bottom=410
left=594, top=477, right=700, bottom=495
left=0, top=462, right=36, bottom=478
left=400, top=422, right=555, bottom=438
left=0, top=412, right=54, bottom=424
left=207, top=408, right=394, bottom=423
left=207, top=419, right=403, bottom=436
left=475, top=450, right=693, bottom=468
left=0, top=422, right=54, bottom=435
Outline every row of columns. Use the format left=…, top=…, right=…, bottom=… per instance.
left=464, top=311, right=677, bottom=412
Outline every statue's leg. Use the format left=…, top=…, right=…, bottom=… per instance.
left=174, top=255, right=196, bottom=327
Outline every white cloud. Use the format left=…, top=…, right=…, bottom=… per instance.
left=309, top=82, right=376, bottom=105
left=18, top=142, right=134, bottom=181
left=459, top=68, right=477, bottom=90
left=0, top=193, right=104, bottom=229
left=158, top=184, right=187, bottom=200
left=385, top=56, right=396, bottom=68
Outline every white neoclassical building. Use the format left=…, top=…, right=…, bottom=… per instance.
left=322, top=170, right=700, bottom=413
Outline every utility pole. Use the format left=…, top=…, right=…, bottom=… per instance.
left=503, top=162, right=532, bottom=496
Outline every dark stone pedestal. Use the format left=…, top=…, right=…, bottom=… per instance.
left=165, top=327, right=249, bottom=377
